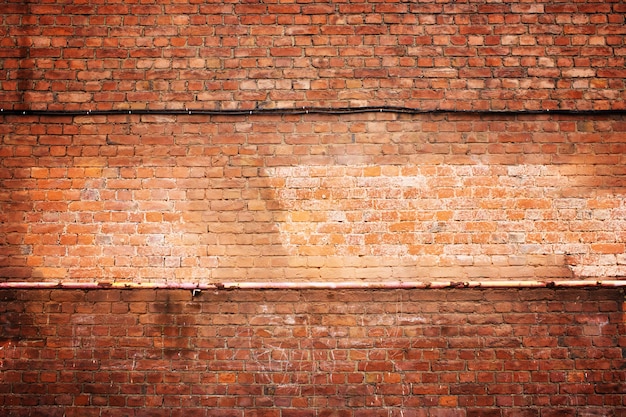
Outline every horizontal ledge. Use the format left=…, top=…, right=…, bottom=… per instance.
left=0, top=280, right=624, bottom=290
left=2, top=107, right=626, bottom=117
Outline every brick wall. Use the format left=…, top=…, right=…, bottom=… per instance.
left=1, top=0, right=625, bottom=112
left=1, top=113, right=626, bottom=283
left=0, top=288, right=624, bottom=416
left=1, top=1, right=626, bottom=416
left=1, top=0, right=626, bottom=284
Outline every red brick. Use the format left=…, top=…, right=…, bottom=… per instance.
left=1, top=2, right=626, bottom=412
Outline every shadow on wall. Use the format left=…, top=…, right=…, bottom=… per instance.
left=0, top=2, right=31, bottom=111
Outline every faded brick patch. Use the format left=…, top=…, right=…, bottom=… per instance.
left=272, top=164, right=626, bottom=280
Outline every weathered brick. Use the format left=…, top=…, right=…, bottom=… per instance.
left=2, top=0, right=623, bottom=111
left=0, top=288, right=593, bottom=414
left=1, top=2, right=625, bottom=414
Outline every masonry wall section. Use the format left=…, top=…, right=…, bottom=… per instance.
left=2, top=113, right=626, bottom=283
left=0, top=288, right=625, bottom=417
left=1, top=0, right=625, bottom=112
left=2, top=0, right=626, bottom=415
left=2, top=0, right=626, bottom=285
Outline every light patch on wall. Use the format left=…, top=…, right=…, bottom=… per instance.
left=267, top=164, right=626, bottom=280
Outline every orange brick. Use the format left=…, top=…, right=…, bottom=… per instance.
left=591, top=243, right=625, bottom=254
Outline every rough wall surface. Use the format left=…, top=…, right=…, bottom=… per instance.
left=1, top=113, right=626, bottom=283
left=1, top=1, right=626, bottom=416
left=1, top=0, right=626, bottom=283
left=0, top=288, right=624, bottom=417
left=1, top=0, right=625, bottom=111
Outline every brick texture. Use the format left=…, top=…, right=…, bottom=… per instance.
left=1, top=0, right=625, bottom=111
left=1, top=1, right=626, bottom=416
left=1, top=113, right=626, bottom=283
left=0, top=288, right=624, bottom=416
